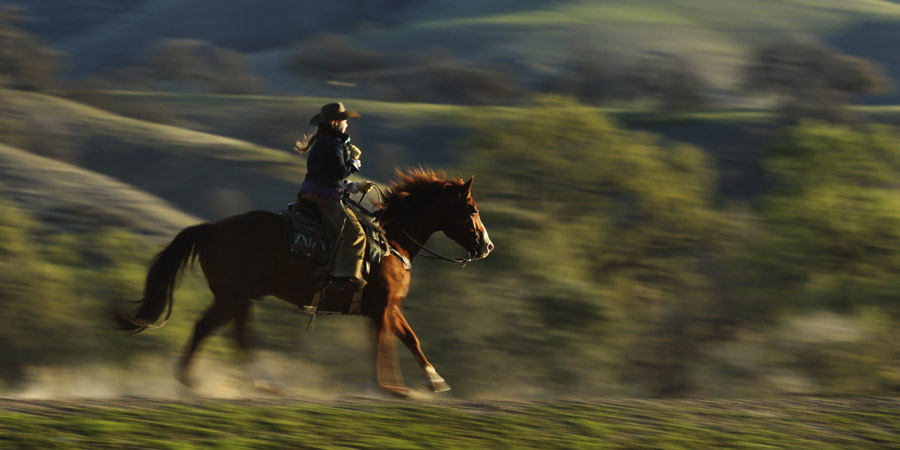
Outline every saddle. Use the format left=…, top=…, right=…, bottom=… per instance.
left=276, top=197, right=389, bottom=283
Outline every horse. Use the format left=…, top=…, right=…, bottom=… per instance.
left=111, top=168, right=493, bottom=397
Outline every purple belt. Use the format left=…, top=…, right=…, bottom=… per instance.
left=300, top=180, right=344, bottom=199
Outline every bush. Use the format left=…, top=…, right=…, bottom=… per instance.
left=285, top=33, right=389, bottom=79
left=623, top=52, right=708, bottom=110
left=732, top=122, right=900, bottom=324
left=139, top=39, right=263, bottom=94
left=744, top=39, right=889, bottom=121
left=0, top=7, right=62, bottom=92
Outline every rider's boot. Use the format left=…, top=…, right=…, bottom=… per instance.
left=329, top=232, right=366, bottom=294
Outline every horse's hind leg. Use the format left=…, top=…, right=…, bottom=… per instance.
left=176, top=296, right=245, bottom=387
left=233, top=300, right=289, bottom=396
left=234, top=300, right=253, bottom=361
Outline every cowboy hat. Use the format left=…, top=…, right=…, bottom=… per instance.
left=307, top=102, right=361, bottom=126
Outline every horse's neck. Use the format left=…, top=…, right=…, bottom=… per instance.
left=382, top=217, right=436, bottom=261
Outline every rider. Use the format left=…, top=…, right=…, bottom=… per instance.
left=294, top=102, right=374, bottom=293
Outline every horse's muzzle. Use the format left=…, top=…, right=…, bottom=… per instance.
left=475, top=231, right=494, bottom=259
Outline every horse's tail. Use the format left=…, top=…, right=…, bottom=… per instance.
left=111, top=223, right=214, bottom=333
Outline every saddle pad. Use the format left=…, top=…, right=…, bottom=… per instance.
left=276, top=209, right=329, bottom=260
left=276, top=207, right=385, bottom=266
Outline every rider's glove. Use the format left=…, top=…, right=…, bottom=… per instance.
left=358, top=180, right=375, bottom=194
left=349, top=159, right=362, bottom=173
left=348, top=144, right=362, bottom=159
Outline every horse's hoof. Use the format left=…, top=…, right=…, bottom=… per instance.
left=429, top=379, right=451, bottom=393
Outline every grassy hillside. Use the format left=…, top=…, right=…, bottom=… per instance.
left=13, top=0, right=900, bottom=100
left=56, top=89, right=900, bottom=209
left=256, top=0, right=900, bottom=99
left=377, top=0, right=900, bottom=97
left=0, top=397, right=897, bottom=449
left=0, top=142, right=197, bottom=240
left=64, top=91, right=792, bottom=200
left=65, top=91, right=515, bottom=182
left=0, top=89, right=306, bottom=220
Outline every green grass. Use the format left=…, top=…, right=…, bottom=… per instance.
left=413, top=0, right=900, bottom=28
left=381, top=0, right=900, bottom=68
left=95, top=90, right=900, bottom=124
left=92, top=91, right=496, bottom=121
left=346, top=0, right=900, bottom=93
left=75, top=90, right=778, bottom=129
left=417, top=3, right=706, bottom=28
left=0, top=398, right=897, bottom=449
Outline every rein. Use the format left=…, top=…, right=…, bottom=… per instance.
left=399, top=227, right=473, bottom=268
left=359, top=183, right=473, bottom=268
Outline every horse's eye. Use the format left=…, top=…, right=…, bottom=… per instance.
left=467, top=205, right=478, bottom=215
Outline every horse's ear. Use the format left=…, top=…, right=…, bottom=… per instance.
left=462, top=176, right=473, bottom=193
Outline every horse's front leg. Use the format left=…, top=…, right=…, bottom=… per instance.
left=372, top=306, right=410, bottom=398
left=390, top=305, right=451, bottom=393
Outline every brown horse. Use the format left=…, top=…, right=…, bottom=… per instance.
left=112, top=168, right=493, bottom=397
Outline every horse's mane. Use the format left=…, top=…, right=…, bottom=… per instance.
left=373, top=167, right=465, bottom=220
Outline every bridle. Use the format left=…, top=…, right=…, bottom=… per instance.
left=399, top=227, right=475, bottom=268
left=357, top=184, right=477, bottom=268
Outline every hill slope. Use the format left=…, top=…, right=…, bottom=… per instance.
left=1, top=90, right=306, bottom=220
left=72, top=91, right=786, bottom=199
left=10, top=0, right=900, bottom=101
left=64, top=91, right=494, bottom=182
left=0, top=142, right=198, bottom=240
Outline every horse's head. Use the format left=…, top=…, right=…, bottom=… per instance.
left=376, top=168, right=494, bottom=261
left=438, top=176, right=493, bottom=261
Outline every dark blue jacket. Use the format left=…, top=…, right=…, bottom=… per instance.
left=301, top=129, right=359, bottom=197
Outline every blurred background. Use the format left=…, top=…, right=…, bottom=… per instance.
left=1, top=0, right=900, bottom=399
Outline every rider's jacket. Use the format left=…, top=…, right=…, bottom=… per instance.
left=300, top=129, right=358, bottom=199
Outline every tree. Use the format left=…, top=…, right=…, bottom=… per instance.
left=540, top=42, right=621, bottom=105
left=0, top=6, right=61, bottom=91
left=411, top=52, right=522, bottom=105
left=141, top=39, right=262, bottom=94
left=285, top=33, right=389, bottom=80
left=624, top=52, right=708, bottom=111
left=286, top=37, right=523, bottom=104
left=744, top=39, right=889, bottom=121
left=541, top=46, right=707, bottom=110
left=740, top=122, right=900, bottom=316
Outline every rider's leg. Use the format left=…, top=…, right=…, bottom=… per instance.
left=330, top=203, right=366, bottom=287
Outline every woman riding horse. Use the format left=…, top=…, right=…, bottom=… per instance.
left=112, top=166, right=494, bottom=397
left=294, top=102, right=374, bottom=294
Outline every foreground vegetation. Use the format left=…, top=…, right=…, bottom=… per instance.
left=3, top=91, right=900, bottom=400
left=0, top=397, right=897, bottom=449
